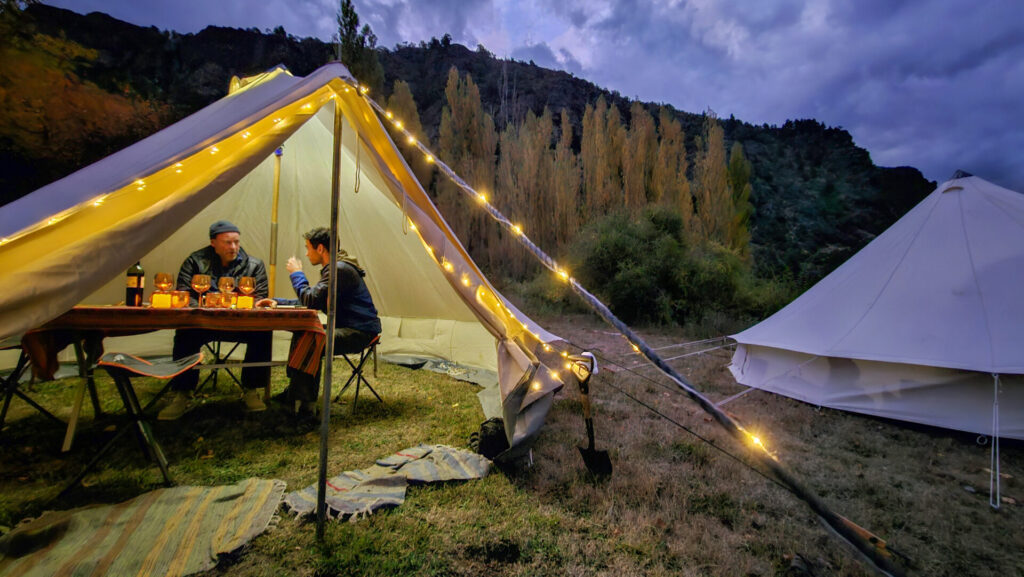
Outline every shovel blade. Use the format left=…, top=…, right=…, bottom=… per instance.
left=578, top=446, right=613, bottom=476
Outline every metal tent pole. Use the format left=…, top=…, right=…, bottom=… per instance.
left=316, top=94, right=343, bottom=541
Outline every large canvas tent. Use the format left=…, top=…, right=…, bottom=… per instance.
left=730, top=173, right=1024, bottom=440
left=0, top=63, right=566, bottom=452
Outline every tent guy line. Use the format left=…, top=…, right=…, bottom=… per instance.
left=358, top=85, right=906, bottom=576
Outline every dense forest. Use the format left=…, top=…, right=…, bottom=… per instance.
left=0, top=3, right=935, bottom=328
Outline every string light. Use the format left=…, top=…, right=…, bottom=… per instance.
left=460, top=274, right=471, bottom=287
left=543, top=344, right=552, bottom=352
left=512, top=224, right=523, bottom=236
left=360, top=86, right=369, bottom=94
left=442, top=259, right=454, bottom=273
left=561, top=351, right=569, bottom=358
left=425, top=155, right=434, bottom=163
left=385, top=111, right=393, bottom=119
left=395, top=120, right=404, bottom=129
left=242, top=131, right=251, bottom=139
left=476, top=192, right=488, bottom=203
left=530, top=381, right=542, bottom=391
left=557, top=269, right=569, bottom=282
left=407, top=136, right=416, bottom=145
left=210, top=146, right=219, bottom=154
left=631, top=343, right=641, bottom=353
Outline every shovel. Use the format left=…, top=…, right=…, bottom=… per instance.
left=569, top=353, right=612, bottom=476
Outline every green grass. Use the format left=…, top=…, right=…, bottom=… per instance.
left=3, top=316, right=1024, bottom=576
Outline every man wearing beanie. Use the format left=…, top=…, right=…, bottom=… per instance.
left=158, top=220, right=272, bottom=420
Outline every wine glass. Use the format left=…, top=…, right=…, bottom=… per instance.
left=238, top=276, right=255, bottom=296
left=154, top=272, right=173, bottom=293
left=191, top=274, right=211, bottom=306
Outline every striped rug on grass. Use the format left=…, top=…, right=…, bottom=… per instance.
left=284, top=444, right=490, bottom=520
left=0, top=478, right=285, bottom=577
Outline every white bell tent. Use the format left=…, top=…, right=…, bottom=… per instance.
left=730, top=172, right=1024, bottom=440
left=0, top=63, right=566, bottom=451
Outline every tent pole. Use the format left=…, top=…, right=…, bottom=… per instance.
left=316, top=95, right=343, bottom=541
left=268, top=147, right=283, bottom=297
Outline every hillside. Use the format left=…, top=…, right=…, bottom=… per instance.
left=2, top=3, right=935, bottom=287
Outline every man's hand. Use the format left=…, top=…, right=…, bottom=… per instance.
left=286, top=256, right=303, bottom=274
left=255, top=298, right=277, bottom=308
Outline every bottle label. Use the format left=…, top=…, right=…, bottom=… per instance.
left=126, top=277, right=144, bottom=288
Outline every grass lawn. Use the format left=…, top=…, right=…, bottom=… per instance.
left=2, top=314, right=1022, bottom=576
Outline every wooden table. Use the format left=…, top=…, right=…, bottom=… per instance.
left=16, top=306, right=326, bottom=449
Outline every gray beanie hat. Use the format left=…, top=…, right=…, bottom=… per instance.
left=209, top=220, right=240, bottom=238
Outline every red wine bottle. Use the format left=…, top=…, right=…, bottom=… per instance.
left=125, top=261, right=145, bottom=306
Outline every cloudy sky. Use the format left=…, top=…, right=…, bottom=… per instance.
left=48, top=0, right=1024, bottom=190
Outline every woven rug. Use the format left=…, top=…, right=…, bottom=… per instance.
left=0, top=478, right=285, bottom=577
left=284, top=444, right=490, bottom=520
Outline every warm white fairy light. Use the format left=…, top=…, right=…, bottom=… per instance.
left=531, top=380, right=542, bottom=391
left=425, top=155, right=434, bottom=163
left=442, top=259, right=454, bottom=273
left=385, top=111, right=393, bottom=119
left=394, top=120, right=404, bottom=129
left=557, top=269, right=569, bottom=282
left=360, top=86, right=369, bottom=94
left=407, top=136, right=416, bottom=145
left=210, top=146, right=219, bottom=154
left=242, top=131, right=251, bottom=139
left=460, top=274, right=471, bottom=287
left=513, top=224, right=523, bottom=236
left=476, top=192, right=488, bottom=203
left=543, top=344, right=552, bottom=352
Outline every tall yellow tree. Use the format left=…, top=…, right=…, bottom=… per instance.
left=552, top=109, right=581, bottom=251
left=652, top=107, right=693, bottom=235
left=623, top=102, right=656, bottom=212
left=385, top=80, right=432, bottom=189
left=580, top=97, right=607, bottom=216
left=437, top=67, right=497, bottom=268
left=693, top=111, right=731, bottom=245
left=496, top=109, right=554, bottom=277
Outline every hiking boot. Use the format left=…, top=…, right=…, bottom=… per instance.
left=243, top=388, right=267, bottom=412
left=157, top=392, right=191, bottom=421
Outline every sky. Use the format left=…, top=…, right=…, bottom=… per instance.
left=47, top=0, right=1024, bottom=191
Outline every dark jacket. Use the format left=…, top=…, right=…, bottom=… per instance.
left=176, top=246, right=269, bottom=304
left=279, top=259, right=381, bottom=335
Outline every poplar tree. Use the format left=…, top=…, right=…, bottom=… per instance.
left=385, top=80, right=432, bottom=189
left=727, top=141, right=754, bottom=257
left=552, top=109, right=581, bottom=250
left=438, top=67, right=497, bottom=269
left=623, top=102, right=656, bottom=212
left=693, top=111, right=731, bottom=245
left=496, top=108, right=554, bottom=277
left=336, top=0, right=384, bottom=94
left=652, top=107, right=693, bottom=235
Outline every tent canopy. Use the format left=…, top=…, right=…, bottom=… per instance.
left=0, top=62, right=565, bottom=451
left=730, top=174, right=1024, bottom=439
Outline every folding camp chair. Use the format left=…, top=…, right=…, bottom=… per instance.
left=333, top=335, right=382, bottom=414
left=197, top=341, right=244, bottom=393
left=60, top=351, right=202, bottom=497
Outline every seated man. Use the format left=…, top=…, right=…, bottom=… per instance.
left=257, top=227, right=381, bottom=417
left=159, top=220, right=272, bottom=420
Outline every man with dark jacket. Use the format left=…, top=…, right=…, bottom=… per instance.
left=158, top=220, right=272, bottom=420
left=257, top=227, right=381, bottom=416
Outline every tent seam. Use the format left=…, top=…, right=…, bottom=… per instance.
left=958, top=186, right=996, bottom=371
left=828, top=192, right=943, bottom=354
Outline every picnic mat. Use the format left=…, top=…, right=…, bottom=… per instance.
left=284, top=444, right=491, bottom=520
left=0, top=478, right=285, bottom=577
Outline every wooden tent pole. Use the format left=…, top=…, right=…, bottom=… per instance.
left=268, top=147, right=283, bottom=297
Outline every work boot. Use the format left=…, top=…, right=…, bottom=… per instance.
left=296, top=400, right=317, bottom=417
left=243, top=388, right=267, bottom=412
left=158, top=392, right=191, bottom=421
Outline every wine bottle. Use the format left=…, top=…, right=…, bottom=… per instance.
left=125, top=261, right=145, bottom=306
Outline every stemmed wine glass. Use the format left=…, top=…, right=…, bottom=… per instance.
left=191, top=274, right=211, bottom=306
left=218, top=276, right=236, bottom=307
left=238, top=276, right=255, bottom=296
left=154, top=273, right=173, bottom=293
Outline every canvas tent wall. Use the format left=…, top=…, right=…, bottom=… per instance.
left=0, top=63, right=566, bottom=451
left=729, top=173, right=1024, bottom=439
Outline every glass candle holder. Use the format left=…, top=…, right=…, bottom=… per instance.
left=205, top=292, right=222, bottom=308
left=151, top=292, right=172, bottom=309
left=171, top=290, right=190, bottom=308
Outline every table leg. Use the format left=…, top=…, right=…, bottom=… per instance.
left=62, top=380, right=88, bottom=452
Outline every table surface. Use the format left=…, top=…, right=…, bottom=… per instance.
left=24, top=306, right=327, bottom=379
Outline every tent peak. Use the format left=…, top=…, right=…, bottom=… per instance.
left=951, top=169, right=974, bottom=179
